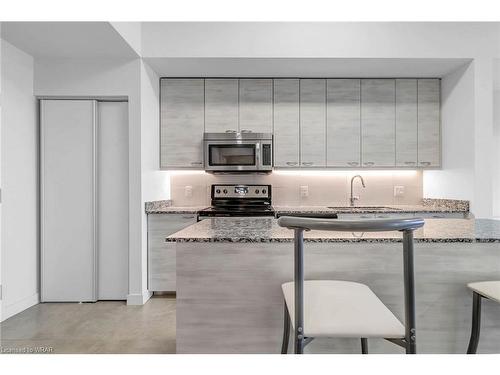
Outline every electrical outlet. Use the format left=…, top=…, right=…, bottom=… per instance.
left=394, top=185, right=405, bottom=197
left=185, top=185, right=193, bottom=198
left=300, top=185, right=309, bottom=198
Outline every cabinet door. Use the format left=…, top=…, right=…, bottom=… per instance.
left=148, top=214, right=197, bottom=292
left=273, top=79, right=300, bottom=167
left=327, top=79, right=361, bottom=167
left=239, top=79, right=273, bottom=133
left=300, top=79, right=326, bottom=167
left=396, top=79, right=418, bottom=167
left=361, top=79, right=396, bottom=167
left=160, top=79, right=205, bottom=168
left=205, top=79, right=239, bottom=133
left=418, top=79, right=441, bottom=167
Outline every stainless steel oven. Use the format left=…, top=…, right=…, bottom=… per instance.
left=204, top=132, right=272, bottom=172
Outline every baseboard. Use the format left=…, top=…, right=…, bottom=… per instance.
left=126, top=291, right=152, bottom=305
left=1, top=292, right=39, bottom=322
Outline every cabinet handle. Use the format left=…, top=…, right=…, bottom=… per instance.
left=225, top=130, right=237, bottom=133
left=363, top=162, right=375, bottom=166
left=302, top=162, right=314, bottom=166
left=347, top=161, right=359, bottom=166
left=190, top=161, right=203, bottom=165
left=286, top=162, right=298, bottom=166
left=404, top=161, right=416, bottom=165
left=240, top=129, right=253, bottom=133
left=420, top=161, right=432, bottom=166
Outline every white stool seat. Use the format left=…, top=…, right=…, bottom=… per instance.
left=282, top=280, right=405, bottom=338
left=468, top=281, right=500, bottom=303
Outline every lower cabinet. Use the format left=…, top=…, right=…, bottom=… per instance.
left=148, top=213, right=197, bottom=292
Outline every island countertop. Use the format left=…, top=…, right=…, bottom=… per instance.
left=166, top=217, right=500, bottom=243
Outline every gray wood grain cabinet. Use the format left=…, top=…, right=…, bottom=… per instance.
left=148, top=213, right=197, bottom=292
left=300, top=79, right=327, bottom=167
left=239, top=79, right=273, bottom=133
left=327, top=79, right=361, bottom=167
left=205, top=79, right=239, bottom=133
left=361, top=79, right=396, bottom=167
left=160, top=79, right=205, bottom=169
left=396, top=79, right=418, bottom=167
left=273, top=79, right=300, bottom=167
left=418, top=79, right=441, bottom=167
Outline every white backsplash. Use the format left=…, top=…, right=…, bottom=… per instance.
left=169, top=170, right=423, bottom=207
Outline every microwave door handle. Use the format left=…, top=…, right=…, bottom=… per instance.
left=255, top=143, right=260, bottom=167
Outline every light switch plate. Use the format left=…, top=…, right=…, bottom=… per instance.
left=185, top=185, right=193, bottom=198
left=300, top=185, right=309, bottom=198
left=394, top=185, right=405, bottom=197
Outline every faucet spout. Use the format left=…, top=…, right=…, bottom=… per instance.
left=350, top=175, right=366, bottom=206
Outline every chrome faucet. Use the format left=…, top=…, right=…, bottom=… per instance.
left=350, top=175, right=366, bottom=206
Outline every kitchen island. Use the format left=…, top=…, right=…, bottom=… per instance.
left=169, top=217, right=500, bottom=354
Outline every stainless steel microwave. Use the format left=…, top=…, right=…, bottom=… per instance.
left=203, top=132, right=273, bottom=172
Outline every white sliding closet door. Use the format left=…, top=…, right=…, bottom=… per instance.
left=41, top=100, right=129, bottom=302
left=41, top=100, right=97, bottom=302
left=97, top=102, right=129, bottom=300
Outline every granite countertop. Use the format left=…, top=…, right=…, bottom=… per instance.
left=146, top=198, right=469, bottom=215
left=145, top=200, right=206, bottom=214
left=166, top=217, right=500, bottom=243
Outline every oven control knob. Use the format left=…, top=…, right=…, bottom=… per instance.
left=255, top=189, right=259, bottom=194
left=262, top=189, right=267, bottom=194
left=223, top=189, right=228, bottom=194
left=216, top=189, right=221, bottom=194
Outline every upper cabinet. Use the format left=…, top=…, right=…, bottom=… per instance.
left=160, top=79, right=205, bottom=168
left=361, top=79, right=396, bottom=167
left=396, top=79, right=418, bottom=167
left=300, top=79, right=327, bottom=167
left=418, top=79, right=441, bottom=167
left=205, top=79, right=239, bottom=133
left=159, top=77, right=441, bottom=170
left=273, top=79, right=300, bottom=167
left=239, top=79, right=273, bottom=133
left=327, top=79, right=361, bottom=167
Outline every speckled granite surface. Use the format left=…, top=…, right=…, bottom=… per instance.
left=422, top=198, right=469, bottom=212
left=145, top=200, right=206, bottom=214
left=166, top=217, right=500, bottom=243
left=146, top=199, right=469, bottom=215
left=274, top=203, right=468, bottom=215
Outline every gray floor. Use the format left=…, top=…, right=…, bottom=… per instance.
left=0, top=295, right=176, bottom=354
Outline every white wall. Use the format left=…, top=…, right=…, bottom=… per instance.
left=0, top=22, right=3, bottom=321
left=142, top=22, right=499, bottom=58
left=423, top=63, right=475, bottom=204
left=34, top=58, right=148, bottom=304
left=111, top=22, right=142, bottom=57
left=493, top=58, right=500, bottom=218
left=139, top=60, right=169, bottom=301
left=0, top=40, right=38, bottom=321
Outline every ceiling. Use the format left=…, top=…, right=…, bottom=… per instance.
left=144, top=57, right=472, bottom=78
left=1, top=22, right=139, bottom=59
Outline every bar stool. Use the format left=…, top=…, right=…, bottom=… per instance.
left=466, top=281, right=500, bottom=354
left=278, top=216, right=425, bottom=354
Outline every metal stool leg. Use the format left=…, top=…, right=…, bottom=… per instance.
left=403, top=230, right=417, bottom=354
left=361, top=338, right=368, bottom=354
left=467, top=292, right=482, bottom=354
left=281, top=303, right=291, bottom=354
